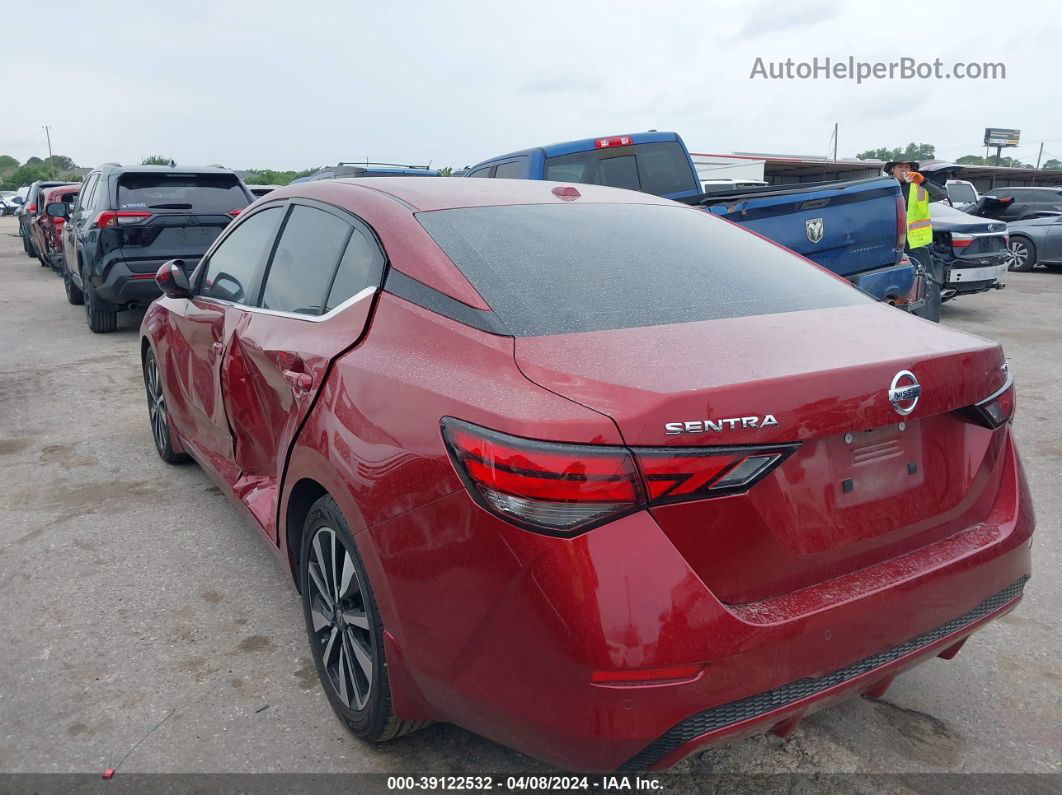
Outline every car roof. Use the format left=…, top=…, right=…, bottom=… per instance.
left=468, top=131, right=682, bottom=170
left=278, top=175, right=680, bottom=212
left=96, top=164, right=238, bottom=175
left=42, top=184, right=80, bottom=198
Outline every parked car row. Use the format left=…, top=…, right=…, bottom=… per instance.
left=7, top=144, right=1037, bottom=772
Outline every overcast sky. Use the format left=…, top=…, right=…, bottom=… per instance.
left=4, top=0, right=1061, bottom=171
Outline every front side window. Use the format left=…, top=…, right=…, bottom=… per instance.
left=260, top=206, right=351, bottom=315
left=199, top=206, right=283, bottom=304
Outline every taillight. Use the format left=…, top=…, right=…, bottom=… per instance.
left=595, top=136, right=633, bottom=149
left=965, top=373, right=1015, bottom=429
left=442, top=418, right=795, bottom=535
left=442, top=418, right=643, bottom=534
left=27, top=204, right=37, bottom=213
left=95, top=210, right=152, bottom=228
left=951, top=233, right=974, bottom=249
left=895, top=195, right=906, bottom=252
left=634, top=446, right=795, bottom=504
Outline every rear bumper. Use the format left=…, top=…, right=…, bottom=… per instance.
left=947, top=263, right=1008, bottom=293
left=373, top=429, right=1034, bottom=772
left=628, top=577, right=1026, bottom=770
left=848, top=261, right=917, bottom=306
left=91, top=261, right=166, bottom=306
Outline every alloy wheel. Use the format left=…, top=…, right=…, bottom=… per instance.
left=145, top=353, right=168, bottom=454
left=1007, top=240, right=1028, bottom=271
left=307, top=527, right=375, bottom=710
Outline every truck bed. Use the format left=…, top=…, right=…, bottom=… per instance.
left=680, top=176, right=904, bottom=281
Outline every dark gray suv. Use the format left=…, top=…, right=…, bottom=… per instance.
left=54, top=164, right=253, bottom=332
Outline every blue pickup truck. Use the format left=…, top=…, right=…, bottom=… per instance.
left=467, top=132, right=925, bottom=315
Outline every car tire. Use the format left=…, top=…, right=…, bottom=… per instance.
left=25, top=235, right=37, bottom=259
left=83, top=274, right=118, bottom=333
left=299, top=495, right=430, bottom=743
left=143, top=348, right=190, bottom=464
left=64, top=269, right=84, bottom=305
left=1007, top=237, right=1036, bottom=272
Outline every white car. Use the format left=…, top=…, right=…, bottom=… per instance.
left=0, top=191, right=24, bottom=216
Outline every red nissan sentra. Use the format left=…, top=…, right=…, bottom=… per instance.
left=140, top=177, right=1033, bottom=771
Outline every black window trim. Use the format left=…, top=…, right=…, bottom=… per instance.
left=193, top=196, right=387, bottom=323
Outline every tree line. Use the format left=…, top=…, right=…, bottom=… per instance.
left=855, top=142, right=1062, bottom=170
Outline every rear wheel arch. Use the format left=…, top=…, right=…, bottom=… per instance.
left=286, top=477, right=329, bottom=591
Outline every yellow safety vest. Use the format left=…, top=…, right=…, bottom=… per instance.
left=906, top=182, right=933, bottom=248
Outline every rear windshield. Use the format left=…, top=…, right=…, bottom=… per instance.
left=416, top=203, right=871, bottom=336
left=116, top=173, right=249, bottom=213
left=947, top=182, right=977, bottom=205
left=543, top=142, right=698, bottom=197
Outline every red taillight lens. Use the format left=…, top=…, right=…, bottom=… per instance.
left=635, top=447, right=793, bottom=504
left=895, top=195, right=906, bottom=252
left=595, top=136, right=633, bottom=149
left=95, top=210, right=152, bottom=228
left=442, top=418, right=796, bottom=535
left=442, top=419, right=643, bottom=534
left=951, top=233, right=974, bottom=249
left=966, top=374, right=1015, bottom=429
left=228, top=208, right=243, bottom=217
left=27, top=204, right=37, bottom=213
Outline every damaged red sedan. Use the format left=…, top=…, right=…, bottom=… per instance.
left=140, top=177, right=1033, bottom=772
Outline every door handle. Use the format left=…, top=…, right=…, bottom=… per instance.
left=282, top=370, right=313, bottom=393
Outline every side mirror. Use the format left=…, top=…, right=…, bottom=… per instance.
left=46, top=202, right=69, bottom=219
left=155, top=259, right=191, bottom=299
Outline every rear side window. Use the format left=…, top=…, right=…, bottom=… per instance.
left=260, top=206, right=350, bottom=315
left=493, top=161, right=525, bottom=179
left=467, top=167, right=492, bottom=178
left=116, top=172, right=249, bottom=213
left=200, top=206, right=283, bottom=304
left=543, top=142, right=698, bottom=196
left=78, top=173, right=100, bottom=211
left=325, top=226, right=381, bottom=311
left=416, top=203, right=871, bottom=336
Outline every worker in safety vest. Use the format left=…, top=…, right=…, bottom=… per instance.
left=884, top=160, right=948, bottom=320
left=883, top=160, right=947, bottom=249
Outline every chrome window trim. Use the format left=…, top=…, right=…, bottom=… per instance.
left=195, top=285, right=377, bottom=322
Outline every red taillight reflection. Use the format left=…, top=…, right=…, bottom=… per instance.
left=442, top=419, right=795, bottom=535
left=591, top=664, right=703, bottom=686
left=951, top=233, right=974, bottom=249
left=228, top=208, right=243, bottom=217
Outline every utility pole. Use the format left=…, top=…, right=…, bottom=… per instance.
left=43, top=125, right=54, bottom=176
left=833, top=122, right=838, bottom=161
left=1035, top=141, right=1044, bottom=169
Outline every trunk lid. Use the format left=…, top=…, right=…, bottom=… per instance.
left=515, top=303, right=1010, bottom=603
